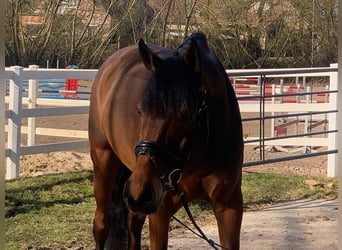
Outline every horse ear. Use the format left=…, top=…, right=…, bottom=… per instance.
left=138, top=39, right=163, bottom=72
left=183, top=39, right=201, bottom=74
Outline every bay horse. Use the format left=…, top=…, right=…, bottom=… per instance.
left=88, top=32, right=243, bottom=250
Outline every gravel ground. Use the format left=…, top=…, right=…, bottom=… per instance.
left=168, top=199, right=337, bottom=250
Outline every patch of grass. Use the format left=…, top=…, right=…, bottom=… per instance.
left=5, top=171, right=337, bottom=249
left=5, top=171, right=95, bottom=250
left=242, top=172, right=337, bottom=208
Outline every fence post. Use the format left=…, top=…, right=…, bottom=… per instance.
left=327, top=63, right=339, bottom=177
left=28, top=65, right=39, bottom=146
left=0, top=59, right=5, bottom=250
left=324, top=85, right=329, bottom=137
left=270, top=84, right=275, bottom=138
left=6, top=66, right=23, bottom=180
left=294, top=82, right=301, bottom=135
left=303, top=86, right=311, bottom=153
left=0, top=70, right=5, bottom=175
left=279, top=79, right=284, bottom=104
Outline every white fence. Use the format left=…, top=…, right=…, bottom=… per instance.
left=1, top=64, right=340, bottom=179
left=3, top=66, right=95, bottom=179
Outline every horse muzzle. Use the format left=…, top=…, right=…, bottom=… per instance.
left=123, top=179, right=163, bottom=214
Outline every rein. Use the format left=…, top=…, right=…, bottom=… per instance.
left=171, top=185, right=222, bottom=250
left=134, top=101, right=228, bottom=250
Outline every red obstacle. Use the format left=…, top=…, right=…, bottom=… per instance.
left=65, top=65, right=79, bottom=98
left=65, top=79, right=78, bottom=98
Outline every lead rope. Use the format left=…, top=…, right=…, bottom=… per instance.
left=168, top=178, right=228, bottom=250
left=174, top=194, right=219, bottom=249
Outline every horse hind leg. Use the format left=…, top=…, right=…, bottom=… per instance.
left=127, top=210, right=146, bottom=250
left=97, top=162, right=146, bottom=250
left=107, top=164, right=147, bottom=250
left=102, top=164, right=131, bottom=249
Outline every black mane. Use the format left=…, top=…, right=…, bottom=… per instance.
left=141, top=53, right=202, bottom=120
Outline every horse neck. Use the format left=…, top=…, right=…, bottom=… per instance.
left=207, top=88, right=239, bottom=131
left=204, top=75, right=237, bottom=120
left=204, top=80, right=243, bottom=163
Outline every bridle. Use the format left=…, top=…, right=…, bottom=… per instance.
left=134, top=99, right=207, bottom=190
left=133, top=101, right=228, bottom=250
left=134, top=140, right=183, bottom=191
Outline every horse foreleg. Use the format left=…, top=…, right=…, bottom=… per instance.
left=92, top=149, right=117, bottom=250
left=148, top=210, right=172, bottom=250
left=127, top=211, right=146, bottom=250
left=211, top=186, right=243, bottom=250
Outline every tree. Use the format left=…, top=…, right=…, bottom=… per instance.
left=289, top=0, right=338, bottom=66
left=6, top=0, right=109, bottom=67
left=5, top=0, right=337, bottom=68
left=5, top=0, right=154, bottom=68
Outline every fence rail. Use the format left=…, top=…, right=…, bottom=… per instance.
left=1, top=64, right=340, bottom=179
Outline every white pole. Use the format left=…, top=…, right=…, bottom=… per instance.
left=279, top=79, right=284, bottom=104
left=324, top=85, right=329, bottom=137
left=295, top=79, right=300, bottom=135
left=0, top=31, right=5, bottom=250
left=271, top=84, right=275, bottom=138
left=327, top=63, right=339, bottom=177
left=28, top=65, right=39, bottom=146
left=303, top=86, right=311, bottom=153
left=6, top=66, right=23, bottom=179
left=337, top=3, right=342, bottom=245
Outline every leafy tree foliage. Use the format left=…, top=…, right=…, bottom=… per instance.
left=5, top=0, right=337, bottom=68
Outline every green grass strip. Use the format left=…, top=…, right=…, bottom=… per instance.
left=5, top=171, right=337, bottom=249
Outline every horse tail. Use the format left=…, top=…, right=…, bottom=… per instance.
left=105, top=164, right=131, bottom=250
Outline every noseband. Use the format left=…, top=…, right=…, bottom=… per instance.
left=134, top=141, right=181, bottom=166
left=134, top=141, right=183, bottom=190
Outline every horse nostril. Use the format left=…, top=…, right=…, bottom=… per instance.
left=123, top=182, right=161, bottom=214
left=139, top=186, right=155, bottom=204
